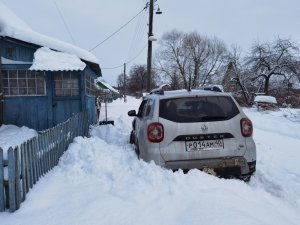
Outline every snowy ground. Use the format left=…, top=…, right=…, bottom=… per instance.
left=1, top=97, right=300, bottom=225
left=0, top=125, right=37, bottom=160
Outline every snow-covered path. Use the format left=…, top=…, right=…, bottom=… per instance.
left=1, top=98, right=300, bottom=225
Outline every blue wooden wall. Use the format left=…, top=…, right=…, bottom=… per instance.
left=0, top=37, right=97, bottom=131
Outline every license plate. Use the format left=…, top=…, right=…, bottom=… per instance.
left=185, top=139, right=224, bottom=151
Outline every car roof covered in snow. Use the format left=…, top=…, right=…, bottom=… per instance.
left=148, top=89, right=230, bottom=100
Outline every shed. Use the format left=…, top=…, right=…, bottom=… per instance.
left=0, top=2, right=101, bottom=130
left=95, top=79, right=120, bottom=101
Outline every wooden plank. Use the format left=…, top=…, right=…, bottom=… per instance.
left=40, top=134, right=46, bottom=175
left=30, top=139, right=37, bottom=184
left=24, top=143, right=29, bottom=194
left=20, top=144, right=27, bottom=202
left=41, top=132, right=47, bottom=173
left=59, top=126, right=62, bottom=158
left=26, top=141, right=33, bottom=189
left=45, top=131, right=50, bottom=172
left=63, top=123, right=67, bottom=153
left=0, top=148, right=5, bottom=212
left=14, top=147, right=21, bottom=210
left=48, top=129, right=53, bottom=169
left=46, top=130, right=51, bottom=172
left=35, top=136, right=41, bottom=180
left=51, top=129, right=55, bottom=168
left=53, top=126, right=59, bottom=166
left=8, top=147, right=16, bottom=212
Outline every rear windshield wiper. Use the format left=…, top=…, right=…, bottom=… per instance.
left=201, top=116, right=228, bottom=121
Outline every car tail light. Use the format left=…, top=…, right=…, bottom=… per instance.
left=147, top=123, right=164, bottom=142
left=240, top=118, right=253, bottom=137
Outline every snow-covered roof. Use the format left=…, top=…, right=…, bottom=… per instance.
left=254, top=95, right=277, bottom=104
left=0, top=2, right=99, bottom=65
left=95, top=78, right=119, bottom=94
left=29, top=47, right=86, bottom=71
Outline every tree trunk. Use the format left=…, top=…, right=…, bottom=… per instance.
left=264, top=77, right=270, bottom=95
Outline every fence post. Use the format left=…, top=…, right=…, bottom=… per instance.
left=7, top=147, right=16, bottom=212
left=23, top=143, right=29, bottom=194
left=54, top=126, right=59, bottom=164
left=0, top=148, right=4, bottom=212
left=39, top=132, right=46, bottom=176
left=50, top=129, right=54, bottom=169
left=34, top=137, right=41, bottom=181
left=20, top=143, right=27, bottom=202
left=25, top=141, right=33, bottom=189
left=29, top=140, right=36, bottom=185
left=14, top=147, right=21, bottom=210
left=46, top=131, right=51, bottom=171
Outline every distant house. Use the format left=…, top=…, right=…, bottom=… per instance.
left=0, top=2, right=101, bottom=130
left=95, top=79, right=121, bottom=102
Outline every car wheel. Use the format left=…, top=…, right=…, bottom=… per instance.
left=239, top=174, right=252, bottom=182
left=129, top=130, right=135, bottom=144
left=135, top=141, right=140, bottom=158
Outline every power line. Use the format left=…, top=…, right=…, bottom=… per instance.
left=127, top=43, right=147, bottom=64
left=101, top=43, right=147, bottom=70
left=53, top=0, right=76, bottom=45
left=127, top=0, right=148, bottom=61
left=89, top=6, right=147, bottom=52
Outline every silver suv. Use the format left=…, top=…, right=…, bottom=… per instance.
left=128, top=87, right=256, bottom=180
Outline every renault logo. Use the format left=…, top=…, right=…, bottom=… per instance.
left=201, top=124, right=208, bottom=132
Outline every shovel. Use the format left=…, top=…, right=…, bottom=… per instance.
left=99, top=91, right=114, bottom=125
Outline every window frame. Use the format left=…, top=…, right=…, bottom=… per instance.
left=85, top=75, right=96, bottom=97
left=54, top=71, right=80, bottom=97
left=1, top=69, right=46, bottom=97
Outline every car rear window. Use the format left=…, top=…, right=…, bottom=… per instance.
left=159, top=96, right=240, bottom=123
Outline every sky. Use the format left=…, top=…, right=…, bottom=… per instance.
left=1, top=0, right=300, bottom=86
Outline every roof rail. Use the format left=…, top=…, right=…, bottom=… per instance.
left=199, top=85, right=223, bottom=92
left=149, top=84, right=170, bottom=95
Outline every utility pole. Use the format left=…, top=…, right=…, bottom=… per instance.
left=123, top=63, right=126, bottom=102
left=146, top=0, right=154, bottom=92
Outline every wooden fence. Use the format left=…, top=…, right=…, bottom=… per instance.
left=0, top=111, right=88, bottom=212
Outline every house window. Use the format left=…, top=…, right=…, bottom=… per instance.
left=1, top=70, right=46, bottom=96
left=85, top=75, right=95, bottom=96
left=54, top=71, right=80, bottom=96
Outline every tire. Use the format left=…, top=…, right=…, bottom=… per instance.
left=129, top=130, right=135, bottom=144
left=239, top=174, right=253, bottom=182
left=135, top=141, right=140, bottom=158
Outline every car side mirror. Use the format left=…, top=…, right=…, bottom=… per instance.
left=128, top=110, right=137, bottom=117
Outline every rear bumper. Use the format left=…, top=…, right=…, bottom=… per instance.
left=164, top=157, right=255, bottom=176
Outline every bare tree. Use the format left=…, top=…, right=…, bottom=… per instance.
left=223, top=46, right=253, bottom=105
left=126, top=64, right=147, bottom=94
left=155, top=30, right=227, bottom=90
left=246, top=38, right=300, bottom=95
left=117, top=73, right=129, bottom=95
left=155, top=30, right=188, bottom=89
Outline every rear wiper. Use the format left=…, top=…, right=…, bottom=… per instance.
left=201, top=116, right=228, bottom=120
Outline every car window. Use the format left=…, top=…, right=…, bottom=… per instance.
left=137, top=99, right=147, bottom=117
left=142, top=99, right=154, bottom=118
left=159, top=96, right=240, bottom=122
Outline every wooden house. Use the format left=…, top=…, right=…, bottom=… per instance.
left=0, top=3, right=101, bottom=130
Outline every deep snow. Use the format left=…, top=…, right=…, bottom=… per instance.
left=0, top=97, right=300, bottom=225
left=0, top=124, right=37, bottom=160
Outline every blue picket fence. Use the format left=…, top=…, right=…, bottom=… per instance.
left=0, top=111, right=88, bottom=212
